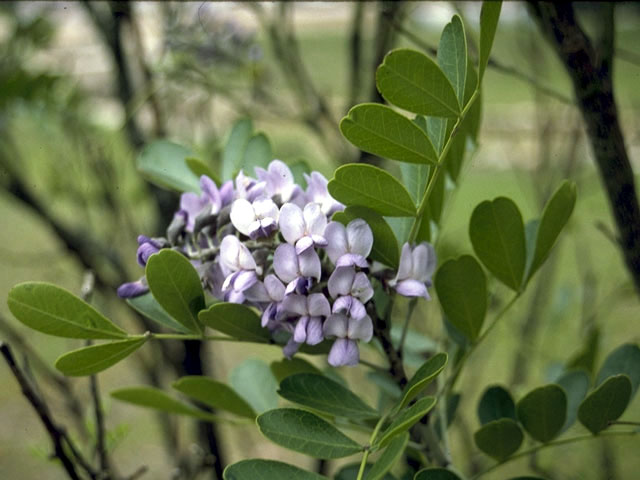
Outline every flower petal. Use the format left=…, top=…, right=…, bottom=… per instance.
left=351, top=272, right=374, bottom=302
left=328, top=338, right=359, bottom=367
left=264, top=274, right=285, bottom=302
left=303, top=202, right=327, bottom=236
left=282, top=294, right=308, bottom=316
left=324, top=221, right=348, bottom=264
left=298, top=248, right=321, bottom=280
left=219, top=235, right=241, bottom=273
left=200, top=175, right=221, bottom=213
left=283, top=337, right=301, bottom=359
left=273, top=244, right=299, bottom=283
left=347, top=315, right=373, bottom=342
left=328, top=267, right=355, bottom=298
left=230, top=199, right=256, bottom=237
left=279, top=203, right=305, bottom=244
left=295, top=236, right=314, bottom=255
left=294, top=316, right=309, bottom=343
left=323, top=313, right=348, bottom=338
left=244, top=280, right=270, bottom=303
left=306, top=317, right=324, bottom=345
left=307, top=293, right=331, bottom=317
left=395, top=279, right=429, bottom=299
left=233, top=270, right=258, bottom=292
left=396, top=243, right=413, bottom=282
left=253, top=198, right=280, bottom=221
left=117, top=280, right=148, bottom=298
left=346, top=219, right=373, bottom=258
left=336, top=253, right=368, bottom=269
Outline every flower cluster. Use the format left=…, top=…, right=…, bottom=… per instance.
left=119, top=160, right=436, bottom=366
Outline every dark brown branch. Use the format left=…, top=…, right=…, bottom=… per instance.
left=347, top=2, right=365, bottom=109
left=529, top=2, right=640, bottom=296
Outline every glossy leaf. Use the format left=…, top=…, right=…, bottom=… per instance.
left=223, top=459, right=328, bottom=480
left=470, top=197, right=526, bottom=291
left=241, top=133, right=272, bottom=173
left=8, top=282, right=127, bottom=339
left=55, top=337, right=147, bottom=376
left=257, top=408, right=361, bottom=459
left=477, top=385, right=516, bottom=425
left=173, top=376, right=256, bottom=419
left=438, top=15, right=467, bottom=106
left=271, top=357, right=322, bottom=383
left=474, top=418, right=523, bottom=461
left=126, top=292, right=191, bottom=334
left=376, top=49, right=460, bottom=117
left=278, top=373, right=378, bottom=420
left=222, top=118, right=253, bottom=181
left=516, top=385, right=566, bottom=443
left=146, top=250, right=205, bottom=335
left=335, top=464, right=396, bottom=480
left=136, top=140, right=200, bottom=193
left=398, top=353, right=448, bottom=410
left=111, top=386, right=215, bottom=421
left=414, top=468, right=462, bottom=480
left=340, top=104, right=437, bottom=165
left=596, top=343, right=640, bottom=398
left=377, top=396, right=436, bottom=448
left=434, top=255, right=487, bottom=341
left=333, top=205, right=399, bottom=268
left=231, top=358, right=278, bottom=414
left=578, top=374, right=632, bottom=434
left=328, top=164, right=416, bottom=217
left=365, top=433, right=408, bottom=480
left=526, top=181, right=576, bottom=283
left=199, top=303, right=271, bottom=343
left=556, top=370, right=590, bottom=431
left=479, top=1, right=502, bottom=82
left=185, top=157, right=219, bottom=184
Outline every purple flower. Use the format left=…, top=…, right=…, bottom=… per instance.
left=279, top=202, right=328, bottom=254
left=235, top=170, right=265, bottom=201
left=219, top=180, right=234, bottom=206
left=219, top=235, right=261, bottom=303
left=244, top=274, right=286, bottom=328
left=117, top=278, right=149, bottom=298
left=179, top=176, right=222, bottom=232
left=389, top=242, right=436, bottom=299
left=255, top=160, right=301, bottom=204
left=304, top=171, right=344, bottom=216
left=230, top=197, right=279, bottom=239
left=273, top=243, right=321, bottom=294
left=136, top=235, right=166, bottom=266
left=327, top=267, right=373, bottom=319
left=282, top=293, right=330, bottom=346
left=324, top=219, right=373, bottom=268
left=323, top=313, right=373, bottom=367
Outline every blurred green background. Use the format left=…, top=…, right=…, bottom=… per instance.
left=0, top=2, right=638, bottom=479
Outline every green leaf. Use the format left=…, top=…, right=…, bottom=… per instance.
left=173, top=376, right=256, bottom=419
left=241, top=133, right=272, bottom=173
left=516, top=384, right=567, bottom=443
left=477, top=385, right=516, bottom=425
left=414, top=468, right=462, bottom=480
left=136, top=140, right=200, bottom=193
left=556, top=370, right=590, bottom=431
left=257, top=408, right=361, bottom=459
left=385, top=216, right=413, bottom=246
left=526, top=181, right=576, bottom=283
left=111, top=386, right=215, bottom=421
left=222, top=118, right=253, bottom=181
left=365, top=433, right=408, bottom=480
left=271, top=357, right=322, bottom=383
left=377, top=397, right=436, bottom=448
left=126, top=293, right=191, bottom=334
left=8, top=282, right=127, bottom=339
left=55, top=337, right=147, bottom=376
left=328, top=164, right=417, bottom=217
left=231, top=358, right=278, bottom=414
left=398, top=353, right=448, bottom=410
left=185, top=157, right=220, bottom=184
left=145, top=249, right=205, bottom=335
left=434, top=255, right=487, bottom=341
left=578, top=374, right=632, bottom=434
left=223, top=459, right=328, bottom=480
left=470, top=197, right=526, bottom=291
left=596, top=343, right=640, bottom=399
left=479, top=1, right=502, bottom=82
left=567, top=326, right=600, bottom=376
left=438, top=15, right=467, bottom=106
left=199, top=303, right=271, bottom=343
left=290, top=159, right=312, bottom=186
left=333, top=206, right=400, bottom=268
left=376, top=49, right=460, bottom=117
left=335, top=464, right=396, bottom=480
left=278, top=373, right=378, bottom=420
left=474, top=418, right=523, bottom=461
left=340, top=104, right=438, bottom=165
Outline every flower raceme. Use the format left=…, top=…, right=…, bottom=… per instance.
left=118, top=160, right=436, bottom=366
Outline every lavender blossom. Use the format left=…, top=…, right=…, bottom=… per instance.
left=136, top=236, right=166, bottom=266
left=255, top=160, right=301, bottom=204
left=219, top=235, right=262, bottom=303
left=304, top=171, right=344, bottom=216
left=282, top=293, right=330, bottom=346
left=273, top=243, right=321, bottom=294
left=325, top=219, right=373, bottom=268
left=389, top=242, right=436, bottom=299
left=279, top=202, right=328, bottom=254
left=179, top=176, right=222, bottom=232
left=230, top=197, right=279, bottom=239
left=328, top=267, right=374, bottom=319
left=117, top=278, right=149, bottom=298
left=243, top=274, right=286, bottom=328
left=235, top=170, right=265, bottom=201
left=323, top=312, right=373, bottom=367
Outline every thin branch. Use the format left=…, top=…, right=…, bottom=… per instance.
left=347, top=2, right=365, bottom=109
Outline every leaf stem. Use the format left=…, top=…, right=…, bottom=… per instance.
left=408, top=88, right=481, bottom=243
left=357, top=412, right=389, bottom=480
left=398, top=298, right=418, bottom=357
left=135, top=333, right=244, bottom=342
left=471, top=430, right=638, bottom=479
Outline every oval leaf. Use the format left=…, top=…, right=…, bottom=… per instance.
left=185, top=157, right=220, bottom=184
left=146, top=249, right=205, bottom=335
left=279, top=373, right=378, bottom=420
left=336, top=464, right=396, bottom=480
left=199, top=303, right=271, bottom=343
left=55, top=337, right=147, bottom=376
left=596, top=343, right=640, bottom=399
left=474, top=418, right=523, bottom=462
left=376, top=49, right=460, bottom=117
left=241, top=133, right=272, bottom=173
left=111, top=386, right=215, bottom=421
left=328, top=164, right=417, bottom=217
left=438, top=15, right=467, bottom=106
left=126, top=292, right=191, bottom=334
left=479, top=1, right=502, bottom=82
left=224, top=459, right=329, bottom=480
left=470, top=197, right=526, bottom=291
left=377, top=396, right=436, bottom=448
left=399, top=353, right=448, bottom=410
left=271, top=357, right=322, bottom=383
left=257, top=408, right=361, bottom=459
left=578, top=374, right=632, bottom=434
left=477, top=385, right=516, bottom=425
left=333, top=206, right=400, bottom=268
left=434, top=255, right=487, bottom=341
left=8, top=282, right=127, bottom=340
left=414, top=468, right=462, bottom=480
left=173, top=376, right=256, bottom=419
left=365, top=433, right=408, bottom=480
left=340, top=104, right=437, bottom=165
left=231, top=358, right=278, bottom=414
left=222, top=118, right=254, bottom=181
left=556, top=370, right=590, bottom=431
left=516, top=384, right=567, bottom=443
left=136, top=140, right=200, bottom=193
